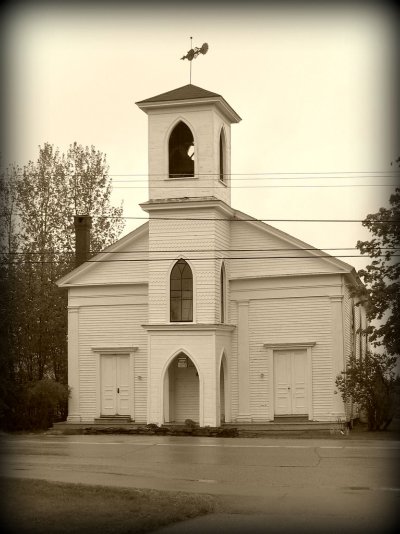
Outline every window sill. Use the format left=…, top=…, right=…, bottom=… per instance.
left=142, top=323, right=236, bottom=332
left=166, top=176, right=198, bottom=181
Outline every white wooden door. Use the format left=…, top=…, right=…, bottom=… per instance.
left=274, top=350, right=308, bottom=416
left=101, top=356, right=116, bottom=416
left=101, top=355, right=130, bottom=416
left=274, top=351, right=292, bottom=414
left=291, top=350, right=307, bottom=414
left=116, top=356, right=130, bottom=415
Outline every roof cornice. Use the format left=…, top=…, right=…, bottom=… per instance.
left=137, top=96, right=241, bottom=124
left=56, top=222, right=149, bottom=287
left=140, top=197, right=234, bottom=218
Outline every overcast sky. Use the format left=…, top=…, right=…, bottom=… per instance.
left=2, top=2, right=398, bottom=271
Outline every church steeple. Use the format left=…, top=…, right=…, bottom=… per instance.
left=136, top=84, right=241, bottom=206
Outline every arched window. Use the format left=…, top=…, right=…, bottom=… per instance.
left=169, top=122, right=195, bottom=178
left=170, top=259, right=193, bottom=322
left=220, top=264, right=225, bottom=323
left=219, top=129, right=225, bottom=182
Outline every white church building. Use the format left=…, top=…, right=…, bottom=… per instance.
left=57, top=84, right=367, bottom=427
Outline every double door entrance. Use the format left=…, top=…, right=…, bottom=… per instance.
left=274, top=349, right=308, bottom=416
left=100, top=355, right=130, bottom=416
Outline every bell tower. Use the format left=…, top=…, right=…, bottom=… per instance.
left=136, top=84, right=241, bottom=205
left=137, top=84, right=240, bottom=427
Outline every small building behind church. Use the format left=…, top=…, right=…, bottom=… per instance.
left=57, top=84, right=367, bottom=427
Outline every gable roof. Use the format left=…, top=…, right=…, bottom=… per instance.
left=56, top=222, right=149, bottom=287
left=136, top=84, right=241, bottom=123
left=56, top=201, right=360, bottom=288
left=230, top=207, right=358, bottom=280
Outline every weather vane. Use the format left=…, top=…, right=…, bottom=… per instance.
left=181, top=37, right=209, bottom=84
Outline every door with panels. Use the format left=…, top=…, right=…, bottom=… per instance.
left=273, top=350, right=308, bottom=416
left=100, top=354, right=131, bottom=416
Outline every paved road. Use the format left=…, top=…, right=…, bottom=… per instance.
left=1, top=434, right=399, bottom=532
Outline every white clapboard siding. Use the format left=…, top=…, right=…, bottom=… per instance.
left=249, top=355, right=270, bottom=421
left=230, top=296, right=333, bottom=421
left=74, top=232, right=149, bottom=286
left=215, top=219, right=230, bottom=323
left=342, top=283, right=359, bottom=418
left=229, top=222, right=343, bottom=279
left=252, top=297, right=332, bottom=420
left=147, top=109, right=231, bottom=205
left=78, top=304, right=148, bottom=422
left=343, top=284, right=353, bottom=364
left=229, top=301, right=239, bottom=419
left=148, top=209, right=230, bottom=324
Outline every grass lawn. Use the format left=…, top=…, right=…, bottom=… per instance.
left=1, top=477, right=216, bottom=533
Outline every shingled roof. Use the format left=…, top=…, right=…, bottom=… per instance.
left=136, top=84, right=241, bottom=123
left=136, top=84, right=222, bottom=104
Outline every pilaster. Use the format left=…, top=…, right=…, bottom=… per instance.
left=237, top=301, right=251, bottom=422
left=330, top=295, right=346, bottom=417
left=67, top=307, right=81, bottom=422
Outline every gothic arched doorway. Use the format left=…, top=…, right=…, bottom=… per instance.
left=164, top=352, right=199, bottom=423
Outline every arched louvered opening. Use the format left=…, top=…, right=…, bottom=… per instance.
left=170, top=259, right=193, bottom=322
left=169, top=121, right=195, bottom=178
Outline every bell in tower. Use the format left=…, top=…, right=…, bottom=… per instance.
left=169, top=121, right=195, bottom=178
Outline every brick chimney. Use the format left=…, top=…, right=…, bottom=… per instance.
left=74, top=215, right=92, bottom=268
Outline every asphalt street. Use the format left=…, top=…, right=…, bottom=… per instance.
left=1, top=434, right=399, bottom=533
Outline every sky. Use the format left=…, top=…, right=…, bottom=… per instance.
left=2, top=1, right=399, bottom=272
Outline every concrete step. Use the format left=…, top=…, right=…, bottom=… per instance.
left=94, top=416, right=133, bottom=425
left=273, top=416, right=309, bottom=423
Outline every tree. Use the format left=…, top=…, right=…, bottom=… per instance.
left=14, top=142, right=124, bottom=382
left=0, top=142, right=125, bottom=429
left=336, top=159, right=399, bottom=431
left=0, top=161, right=21, bottom=425
left=355, top=158, right=400, bottom=356
left=336, top=352, right=397, bottom=431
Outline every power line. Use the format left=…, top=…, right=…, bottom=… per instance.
left=2, top=247, right=398, bottom=256
left=2, top=214, right=398, bottom=223
left=5, top=171, right=399, bottom=181
left=4, top=173, right=399, bottom=187
left=93, top=216, right=400, bottom=223
left=107, top=170, right=400, bottom=177
left=109, top=170, right=399, bottom=187
left=111, top=184, right=398, bottom=189
left=4, top=254, right=399, bottom=265
left=111, top=175, right=400, bottom=183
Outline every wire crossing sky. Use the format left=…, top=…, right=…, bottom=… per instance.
left=2, top=2, right=399, bottom=272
